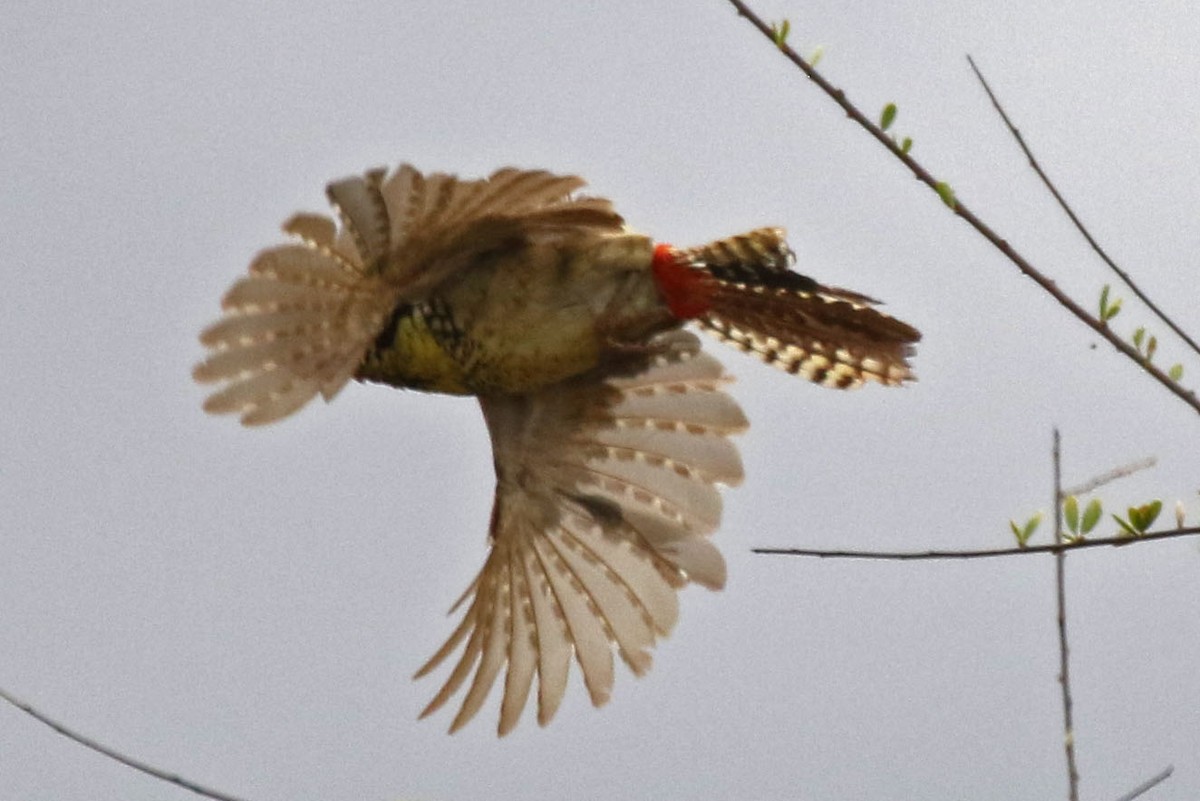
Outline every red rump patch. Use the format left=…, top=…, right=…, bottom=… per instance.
left=651, top=243, right=715, bottom=320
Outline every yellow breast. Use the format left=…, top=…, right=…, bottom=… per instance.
left=356, top=304, right=472, bottom=395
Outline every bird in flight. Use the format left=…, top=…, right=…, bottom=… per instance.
left=194, top=164, right=920, bottom=735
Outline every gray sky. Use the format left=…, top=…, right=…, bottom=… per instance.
left=3, top=2, right=1199, bottom=799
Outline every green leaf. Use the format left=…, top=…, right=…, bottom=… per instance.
left=1063, top=495, right=1079, bottom=533
left=808, top=45, right=824, bottom=67
left=1010, top=513, right=1041, bottom=547
left=1081, top=498, right=1102, bottom=534
left=772, top=18, right=791, bottom=48
left=1146, top=335, right=1157, bottom=362
left=900, top=136, right=913, bottom=154
left=880, top=103, right=897, bottom=132
left=1136, top=500, right=1162, bottom=532
left=1121, top=501, right=1162, bottom=535
left=1099, top=285, right=1122, bottom=322
left=1169, top=363, right=1184, bottom=381
left=935, top=180, right=957, bottom=209
left=1023, top=512, right=1042, bottom=543
left=1113, top=514, right=1138, bottom=537
left=1132, top=326, right=1145, bottom=349
left=1128, top=506, right=1145, bottom=532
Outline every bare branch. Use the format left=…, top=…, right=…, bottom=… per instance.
left=0, top=686, right=250, bottom=801
left=967, top=56, right=1200, bottom=363
left=1113, top=765, right=1174, bottom=801
left=753, top=525, right=1200, bottom=560
left=1063, top=456, right=1157, bottom=497
left=1053, top=429, right=1081, bottom=801
left=722, top=0, right=1200, bottom=416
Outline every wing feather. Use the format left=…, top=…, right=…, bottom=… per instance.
left=281, top=212, right=338, bottom=252
left=325, top=169, right=389, bottom=265
left=417, top=331, right=746, bottom=733
left=533, top=532, right=616, bottom=708
left=552, top=516, right=656, bottom=673
left=417, top=594, right=484, bottom=719
left=449, top=565, right=509, bottom=733
left=440, top=169, right=580, bottom=226
left=376, top=165, right=623, bottom=293
left=572, top=455, right=725, bottom=535
left=608, top=363, right=748, bottom=435
left=591, top=427, right=743, bottom=485
left=498, top=547, right=537, bottom=735
left=196, top=164, right=627, bottom=425
left=520, top=543, right=573, bottom=727
left=414, top=588, right=477, bottom=680
left=194, top=235, right=395, bottom=424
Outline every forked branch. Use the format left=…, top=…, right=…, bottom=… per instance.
left=723, top=0, right=1200, bottom=416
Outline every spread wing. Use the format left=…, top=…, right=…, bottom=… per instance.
left=414, top=331, right=748, bottom=735
left=193, top=165, right=626, bottom=425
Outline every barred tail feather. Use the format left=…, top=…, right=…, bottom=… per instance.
left=700, top=280, right=920, bottom=388
left=666, top=228, right=921, bottom=388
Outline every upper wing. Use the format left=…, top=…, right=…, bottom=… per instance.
left=414, top=331, right=748, bottom=735
left=374, top=164, right=624, bottom=293
left=193, top=165, right=626, bottom=425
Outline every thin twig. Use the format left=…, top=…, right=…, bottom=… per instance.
left=0, top=686, right=249, bottom=801
left=967, top=56, right=1200, bottom=362
left=1063, top=455, right=1157, bottom=497
left=753, top=524, right=1200, bottom=560
left=1113, top=765, right=1175, bottom=801
left=1053, top=429, right=1081, bottom=801
left=722, top=0, right=1200, bottom=417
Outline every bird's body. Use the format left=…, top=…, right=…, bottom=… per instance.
left=194, top=164, right=920, bottom=734
left=357, top=230, right=667, bottom=395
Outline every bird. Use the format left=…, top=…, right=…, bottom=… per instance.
left=193, top=164, right=920, bottom=735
